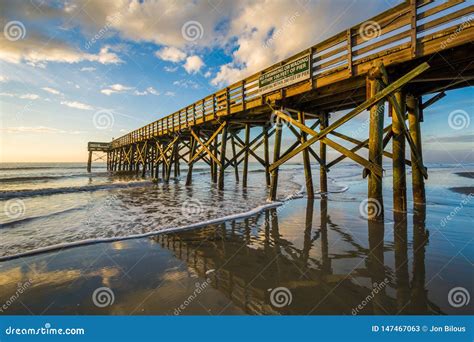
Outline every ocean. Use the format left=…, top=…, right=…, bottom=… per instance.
left=0, top=162, right=472, bottom=315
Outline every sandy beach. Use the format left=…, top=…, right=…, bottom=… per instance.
left=1, top=164, right=473, bottom=315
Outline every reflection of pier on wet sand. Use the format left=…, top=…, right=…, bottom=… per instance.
left=154, top=199, right=439, bottom=315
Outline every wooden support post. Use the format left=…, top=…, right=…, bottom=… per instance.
left=298, top=111, right=314, bottom=198
left=87, top=151, right=92, bottom=172
left=186, top=136, right=196, bottom=186
left=367, top=69, right=385, bottom=220
left=162, top=144, right=166, bottom=179
left=166, top=142, right=175, bottom=182
left=319, top=113, right=328, bottom=194
left=242, top=124, right=250, bottom=187
left=141, top=144, right=147, bottom=178
left=263, top=127, right=271, bottom=187
left=407, top=94, right=426, bottom=207
left=218, top=125, right=228, bottom=190
left=231, top=135, right=239, bottom=183
left=269, top=118, right=282, bottom=201
left=392, top=91, right=407, bottom=212
left=174, top=141, right=179, bottom=178
left=212, top=136, right=218, bottom=183
left=154, top=144, right=160, bottom=179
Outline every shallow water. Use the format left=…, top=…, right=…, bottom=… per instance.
left=0, top=162, right=472, bottom=315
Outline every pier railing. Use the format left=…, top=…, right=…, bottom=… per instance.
left=111, top=0, right=473, bottom=148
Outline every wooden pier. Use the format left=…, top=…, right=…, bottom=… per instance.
left=89, top=0, right=474, bottom=218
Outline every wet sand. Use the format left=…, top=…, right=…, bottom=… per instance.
left=455, top=172, right=474, bottom=179
left=449, top=187, right=474, bottom=195
left=1, top=188, right=472, bottom=315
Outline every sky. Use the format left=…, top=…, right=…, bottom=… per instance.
left=0, top=0, right=472, bottom=163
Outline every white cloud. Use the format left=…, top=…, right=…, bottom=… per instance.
left=60, top=100, right=93, bottom=110
left=164, top=66, right=178, bottom=72
left=155, top=47, right=186, bottom=63
left=133, top=87, right=160, bottom=96
left=146, top=87, right=160, bottom=96
left=133, top=90, right=148, bottom=96
left=42, top=87, right=62, bottom=95
left=0, top=75, right=8, bottom=83
left=101, top=83, right=132, bottom=95
left=0, top=92, right=40, bottom=100
left=80, top=67, right=96, bottom=72
left=0, top=33, right=122, bottom=67
left=173, top=79, right=199, bottom=89
left=19, top=94, right=40, bottom=100
left=164, top=91, right=176, bottom=96
left=184, top=55, right=204, bottom=74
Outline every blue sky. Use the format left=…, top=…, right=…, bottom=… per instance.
left=0, top=0, right=472, bottom=163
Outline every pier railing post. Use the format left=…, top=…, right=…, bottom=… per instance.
left=407, top=94, right=426, bottom=207
left=319, top=112, right=328, bottom=195
left=392, top=90, right=407, bottom=212
left=367, top=66, right=385, bottom=220
left=298, top=111, right=314, bottom=198
left=218, top=124, right=228, bottom=190
left=269, top=118, right=282, bottom=201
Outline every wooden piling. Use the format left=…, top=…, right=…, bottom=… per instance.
left=87, top=151, right=92, bottom=172
left=212, top=136, right=218, bottom=183
left=392, top=91, right=407, bottom=212
left=243, top=124, right=250, bottom=187
left=174, top=141, right=179, bottom=179
left=165, top=142, right=175, bottom=182
left=367, top=69, right=385, bottom=220
left=407, top=94, right=426, bottom=206
left=186, top=136, right=196, bottom=186
left=263, top=127, right=271, bottom=187
left=269, top=118, right=282, bottom=201
left=231, top=135, right=239, bottom=183
left=319, top=113, right=328, bottom=194
left=218, top=125, right=228, bottom=190
left=298, top=112, right=314, bottom=198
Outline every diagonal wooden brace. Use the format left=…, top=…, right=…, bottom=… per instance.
left=189, top=127, right=222, bottom=167
left=269, top=62, right=430, bottom=172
